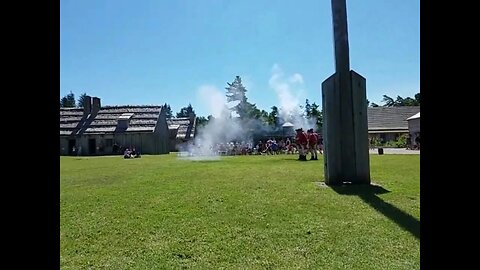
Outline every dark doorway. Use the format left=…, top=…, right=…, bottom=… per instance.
left=88, top=139, right=96, bottom=155
left=68, top=139, right=76, bottom=155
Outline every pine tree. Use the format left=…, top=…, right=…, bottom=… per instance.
left=77, top=93, right=88, bottom=108
left=176, top=104, right=195, bottom=118
left=60, top=91, right=76, bottom=108
left=225, top=76, right=249, bottom=119
left=164, top=103, right=173, bottom=118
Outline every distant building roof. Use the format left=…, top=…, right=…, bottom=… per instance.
left=86, top=106, right=163, bottom=134
left=59, top=108, right=84, bottom=136
left=60, top=105, right=164, bottom=136
left=168, top=124, right=181, bottom=130
left=118, top=113, right=135, bottom=120
left=367, top=106, right=420, bottom=132
left=407, top=112, right=420, bottom=120
left=167, top=117, right=196, bottom=139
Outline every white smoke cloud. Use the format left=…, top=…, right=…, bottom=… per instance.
left=197, top=85, right=228, bottom=118
left=289, top=73, right=304, bottom=84
left=268, top=64, right=316, bottom=131
left=178, top=66, right=319, bottom=160
left=178, top=85, right=252, bottom=160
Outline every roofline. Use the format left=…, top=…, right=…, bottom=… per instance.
left=101, top=105, right=163, bottom=108
left=82, top=131, right=155, bottom=135
left=406, top=112, right=420, bottom=120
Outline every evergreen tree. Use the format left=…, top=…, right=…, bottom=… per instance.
left=382, top=95, right=395, bottom=107
left=304, top=99, right=323, bottom=130
left=225, top=76, right=250, bottom=119
left=163, top=103, right=173, bottom=118
left=196, top=116, right=209, bottom=127
left=60, top=91, right=76, bottom=108
left=77, top=93, right=87, bottom=108
left=267, top=106, right=279, bottom=127
left=176, top=104, right=195, bottom=118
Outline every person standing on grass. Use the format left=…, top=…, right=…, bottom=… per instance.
left=295, top=128, right=308, bottom=161
left=307, top=128, right=318, bottom=160
left=318, top=134, right=324, bottom=155
left=285, top=137, right=292, bottom=154
left=257, top=140, right=263, bottom=155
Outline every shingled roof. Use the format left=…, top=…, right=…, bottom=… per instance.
left=86, top=105, right=163, bottom=134
left=407, top=112, right=420, bottom=120
left=167, top=117, right=196, bottom=139
left=59, top=108, right=85, bottom=136
left=367, top=106, right=420, bottom=133
left=60, top=105, right=164, bottom=136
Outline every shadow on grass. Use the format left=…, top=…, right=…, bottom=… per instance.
left=331, top=183, right=420, bottom=239
left=279, top=158, right=323, bottom=162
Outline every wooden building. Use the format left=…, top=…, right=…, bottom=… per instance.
left=167, top=114, right=197, bottom=151
left=367, top=106, right=420, bottom=143
left=407, top=112, right=420, bottom=147
left=60, top=96, right=170, bottom=155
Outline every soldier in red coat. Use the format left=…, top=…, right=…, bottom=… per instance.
left=295, top=128, right=308, bottom=161
left=307, top=128, right=318, bottom=160
left=318, top=134, right=324, bottom=155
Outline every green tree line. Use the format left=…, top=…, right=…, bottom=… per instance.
left=61, top=79, right=419, bottom=130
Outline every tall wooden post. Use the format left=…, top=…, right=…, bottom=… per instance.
left=322, top=0, right=370, bottom=185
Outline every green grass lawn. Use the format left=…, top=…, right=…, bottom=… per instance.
left=60, top=153, right=420, bottom=269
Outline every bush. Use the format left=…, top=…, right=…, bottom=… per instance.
left=380, top=134, right=408, bottom=148
left=370, top=137, right=382, bottom=148
left=395, top=134, right=408, bottom=148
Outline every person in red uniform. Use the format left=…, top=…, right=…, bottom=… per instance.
left=318, top=134, right=324, bottom=155
left=295, top=128, right=308, bottom=161
left=307, top=128, right=318, bottom=160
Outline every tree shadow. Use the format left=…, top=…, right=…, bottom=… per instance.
left=330, top=183, right=420, bottom=239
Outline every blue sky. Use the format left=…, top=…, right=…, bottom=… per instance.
left=60, top=0, right=419, bottom=117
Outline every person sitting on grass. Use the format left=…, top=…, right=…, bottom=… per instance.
left=133, top=148, right=141, bottom=158
left=124, top=148, right=132, bottom=159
